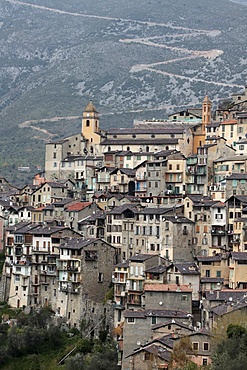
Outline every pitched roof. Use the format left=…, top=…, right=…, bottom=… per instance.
left=126, top=343, right=171, bottom=362
left=196, top=255, right=222, bottom=262
left=124, top=309, right=190, bottom=319
left=65, top=202, right=92, bottom=212
left=101, top=138, right=179, bottom=145
left=171, top=263, right=199, bottom=275
left=214, top=155, right=247, bottom=163
left=204, top=289, right=247, bottom=301
left=211, top=201, right=226, bottom=208
left=220, top=119, right=237, bottom=125
left=151, top=320, right=193, bottom=331
left=230, top=252, right=247, bottom=260
left=107, top=127, right=185, bottom=135
left=129, top=254, right=159, bottom=262
left=201, top=277, right=224, bottom=283
left=144, top=284, right=193, bottom=292
left=84, top=101, right=97, bottom=113
left=226, top=173, right=247, bottom=180
left=59, top=237, right=99, bottom=250
left=145, top=265, right=168, bottom=274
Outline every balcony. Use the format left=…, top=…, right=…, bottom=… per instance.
left=127, top=297, right=142, bottom=306
left=113, top=277, right=127, bottom=284
left=14, top=260, right=31, bottom=266
left=186, top=167, right=197, bottom=175
left=211, top=228, right=226, bottom=235
left=46, top=269, right=57, bottom=276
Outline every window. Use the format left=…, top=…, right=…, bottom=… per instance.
left=203, top=359, right=208, bottom=366
left=216, top=271, right=221, bottom=278
left=216, top=214, right=223, bottom=219
left=192, top=342, right=199, bottom=351
left=206, top=270, right=210, bottom=277
left=151, top=316, right=157, bottom=325
left=144, top=352, right=153, bottom=360
left=182, top=295, right=188, bottom=302
left=98, top=273, right=103, bottom=282
left=203, top=342, right=209, bottom=351
left=86, top=120, right=90, bottom=127
left=15, top=275, right=20, bottom=282
left=127, top=317, right=135, bottom=323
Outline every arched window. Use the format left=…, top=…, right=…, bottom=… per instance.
left=90, top=146, right=93, bottom=154
left=166, top=146, right=169, bottom=150
left=127, top=146, right=130, bottom=151
left=108, top=146, right=111, bottom=152
left=86, top=120, right=90, bottom=127
left=146, top=146, right=149, bottom=152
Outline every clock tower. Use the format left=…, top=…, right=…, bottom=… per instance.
left=81, top=101, right=101, bottom=145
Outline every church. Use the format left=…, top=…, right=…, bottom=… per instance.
left=45, top=98, right=211, bottom=185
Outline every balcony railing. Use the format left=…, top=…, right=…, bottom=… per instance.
left=211, top=229, right=226, bottom=235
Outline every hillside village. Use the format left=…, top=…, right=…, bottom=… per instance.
left=0, top=86, right=247, bottom=369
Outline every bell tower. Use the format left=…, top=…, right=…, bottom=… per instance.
left=202, top=95, right=212, bottom=134
left=82, top=101, right=100, bottom=144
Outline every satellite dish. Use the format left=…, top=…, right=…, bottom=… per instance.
left=137, top=341, right=141, bottom=346
left=159, top=301, right=163, bottom=306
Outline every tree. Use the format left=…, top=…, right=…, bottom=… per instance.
left=212, top=324, right=247, bottom=370
left=170, top=337, right=195, bottom=369
left=65, top=353, right=85, bottom=370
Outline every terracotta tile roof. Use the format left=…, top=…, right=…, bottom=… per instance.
left=211, top=201, right=226, bottom=208
left=33, top=206, right=45, bottom=211
left=144, top=284, right=193, bottom=292
left=65, top=202, right=91, bottom=212
left=220, top=119, right=237, bottom=125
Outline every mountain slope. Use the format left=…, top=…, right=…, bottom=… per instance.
left=1, top=0, right=247, bottom=183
